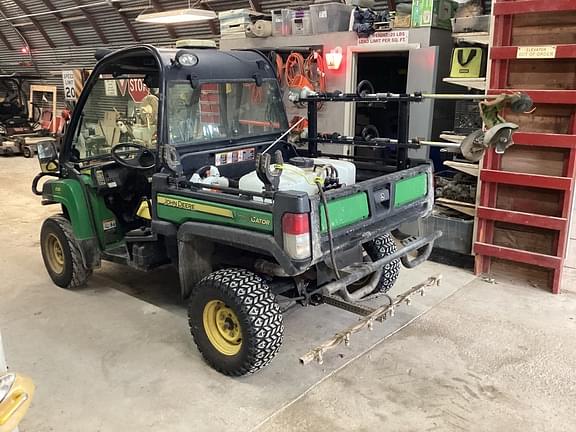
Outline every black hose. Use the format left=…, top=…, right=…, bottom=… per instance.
left=317, top=182, right=340, bottom=280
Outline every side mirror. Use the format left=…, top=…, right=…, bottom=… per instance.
left=0, top=373, right=35, bottom=431
left=37, top=141, right=59, bottom=173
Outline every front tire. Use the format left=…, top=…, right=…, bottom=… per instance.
left=40, top=216, right=90, bottom=289
left=188, top=268, right=284, bottom=376
left=22, top=146, right=32, bottom=158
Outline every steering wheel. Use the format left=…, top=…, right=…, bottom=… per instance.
left=111, top=143, right=156, bottom=171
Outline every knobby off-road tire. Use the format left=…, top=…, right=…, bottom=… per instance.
left=363, top=233, right=401, bottom=294
left=40, top=215, right=90, bottom=289
left=188, top=268, right=284, bottom=376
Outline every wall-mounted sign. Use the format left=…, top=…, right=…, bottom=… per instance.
left=516, top=46, right=557, bottom=59
left=104, top=80, right=118, bottom=97
left=62, top=70, right=76, bottom=101
left=358, top=30, right=409, bottom=46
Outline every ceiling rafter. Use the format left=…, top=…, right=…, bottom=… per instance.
left=12, top=0, right=56, bottom=48
left=249, top=0, right=262, bottom=12
left=38, top=0, right=80, bottom=46
left=69, top=0, right=108, bottom=45
left=0, top=25, right=15, bottom=51
left=150, top=0, right=178, bottom=40
left=109, top=3, right=140, bottom=42
left=199, top=4, right=219, bottom=36
left=0, top=3, right=20, bottom=50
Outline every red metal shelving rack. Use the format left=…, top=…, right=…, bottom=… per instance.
left=474, top=0, right=576, bottom=293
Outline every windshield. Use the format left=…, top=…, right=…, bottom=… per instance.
left=71, top=74, right=159, bottom=160
left=167, top=80, right=287, bottom=146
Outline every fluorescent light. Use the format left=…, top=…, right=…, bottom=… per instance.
left=135, top=8, right=216, bottom=24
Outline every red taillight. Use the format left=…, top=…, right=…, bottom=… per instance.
left=282, top=213, right=310, bottom=235
left=282, top=213, right=311, bottom=260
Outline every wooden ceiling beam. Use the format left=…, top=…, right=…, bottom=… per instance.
left=38, top=0, right=80, bottom=46
left=110, top=3, right=140, bottom=42
left=70, top=0, right=108, bottom=45
left=0, top=26, right=15, bottom=51
left=249, top=0, right=262, bottom=12
left=150, top=0, right=178, bottom=40
left=0, top=4, right=20, bottom=50
left=12, top=0, right=56, bottom=48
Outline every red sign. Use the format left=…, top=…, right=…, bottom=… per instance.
left=128, top=78, right=150, bottom=103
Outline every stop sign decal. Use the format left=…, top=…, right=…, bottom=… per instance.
left=128, top=78, right=150, bottom=103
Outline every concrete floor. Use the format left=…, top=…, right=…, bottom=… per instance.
left=1, top=157, right=575, bottom=432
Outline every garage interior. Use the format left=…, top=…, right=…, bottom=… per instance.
left=1, top=1, right=575, bottom=431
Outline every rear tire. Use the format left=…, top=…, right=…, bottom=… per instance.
left=188, top=268, right=284, bottom=376
left=40, top=215, right=90, bottom=289
left=363, top=233, right=401, bottom=294
left=22, top=146, right=32, bottom=158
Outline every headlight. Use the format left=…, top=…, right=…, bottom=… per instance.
left=0, top=374, right=15, bottom=403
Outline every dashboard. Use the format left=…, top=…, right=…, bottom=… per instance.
left=89, top=162, right=131, bottom=191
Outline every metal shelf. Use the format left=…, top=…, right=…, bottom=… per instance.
left=452, top=31, right=490, bottom=46
left=443, top=77, right=486, bottom=91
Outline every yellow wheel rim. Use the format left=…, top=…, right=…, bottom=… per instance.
left=203, top=300, right=242, bottom=356
left=45, top=233, right=65, bottom=275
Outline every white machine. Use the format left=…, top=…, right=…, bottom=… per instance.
left=239, top=157, right=356, bottom=196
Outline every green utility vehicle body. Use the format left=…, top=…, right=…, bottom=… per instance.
left=33, top=44, right=439, bottom=375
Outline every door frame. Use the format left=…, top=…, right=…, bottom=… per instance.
left=343, top=43, right=420, bottom=138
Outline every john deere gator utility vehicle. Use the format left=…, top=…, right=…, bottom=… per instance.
left=33, top=43, right=439, bottom=376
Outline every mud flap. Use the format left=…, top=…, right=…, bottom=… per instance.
left=178, top=237, right=214, bottom=299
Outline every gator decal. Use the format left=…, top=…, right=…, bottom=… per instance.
left=156, top=194, right=273, bottom=233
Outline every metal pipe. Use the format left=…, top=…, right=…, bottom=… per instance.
left=322, top=231, right=442, bottom=297
left=307, top=100, right=318, bottom=157
left=0, top=0, right=125, bottom=21
left=316, top=136, right=462, bottom=149
left=301, top=92, right=508, bottom=103
left=422, top=93, right=494, bottom=100
left=340, top=269, right=383, bottom=302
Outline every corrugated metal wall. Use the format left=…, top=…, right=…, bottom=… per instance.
left=0, top=0, right=335, bottom=106
left=0, top=0, right=488, bottom=107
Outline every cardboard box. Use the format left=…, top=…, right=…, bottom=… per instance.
left=394, top=14, right=411, bottom=28
left=411, top=0, right=457, bottom=30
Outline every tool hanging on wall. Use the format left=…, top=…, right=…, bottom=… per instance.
left=461, top=92, right=532, bottom=161
left=286, top=51, right=327, bottom=109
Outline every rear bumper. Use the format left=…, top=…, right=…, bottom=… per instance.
left=320, top=230, right=442, bottom=301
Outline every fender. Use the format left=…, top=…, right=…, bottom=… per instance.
left=41, top=179, right=101, bottom=269
left=42, top=178, right=96, bottom=240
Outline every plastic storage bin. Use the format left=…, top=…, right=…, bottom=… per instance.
left=419, top=213, right=474, bottom=255
left=272, top=9, right=292, bottom=36
left=310, top=2, right=354, bottom=34
left=292, top=9, right=312, bottom=36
